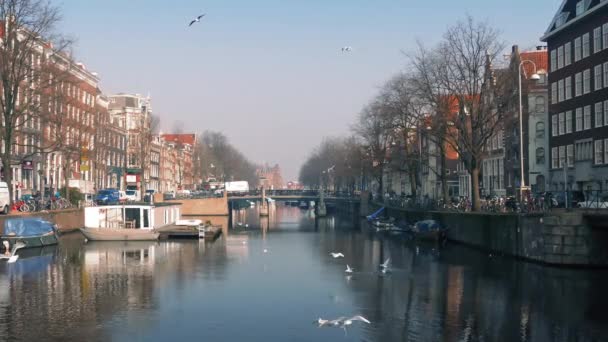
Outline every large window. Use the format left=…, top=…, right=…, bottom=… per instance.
left=559, top=112, right=565, bottom=135
left=583, top=33, right=590, bottom=58
left=565, top=42, right=572, bottom=66
left=604, top=23, right=608, bottom=52
left=536, top=121, right=545, bottom=138
left=594, top=27, right=602, bottom=53
left=575, top=72, right=582, bottom=96
left=565, top=76, right=572, bottom=100
left=604, top=100, right=608, bottom=127
left=595, top=64, right=603, bottom=90
left=583, top=69, right=591, bottom=94
left=550, top=49, right=557, bottom=71
left=551, top=82, right=557, bottom=104
left=558, top=45, right=564, bottom=69
left=575, top=36, right=582, bottom=61
left=560, top=146, right=566, bottom=167
left=576, top=108, right=583, bottom=131
left=605, top=139, right=608, bottom=166
left=567, top=144, right=574, bottom=167
left=566, top=111, right=573, bottom=133
left=536, top=147, right=545, bottom=164
left=596, top=102, right=604, bottom=127
left=552, top=115, right=558, bottom=136
left=558, top=79, right=565, bottom=102
left=584, top=105, right=592, bottom=129
left=552, top=147, right=559, bottom=169
left=535, top=96, right=545, bottom=112
left=595, top=140, right=603, bottom=165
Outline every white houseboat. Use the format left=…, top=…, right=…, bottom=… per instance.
left=80, top=203, right=181, bottom=241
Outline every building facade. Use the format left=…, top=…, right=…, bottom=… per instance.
left=542, top=0, right=608, bottom=192
left=94, top=94, right=127, bottom=191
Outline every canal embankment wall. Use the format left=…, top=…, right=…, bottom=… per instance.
left=368, top=202, right=608, bottom=267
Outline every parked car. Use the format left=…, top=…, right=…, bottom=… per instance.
left=578, top=192, right=608, bottom=209
left=548, top=191, right=585, bottom=208
left=0, top=182, right=10, bottom=214
left=119, top=190, right=127, bottom=203
left=125, top=190, right=140, bottom=202
left=95, top=189, right=120, bottom=205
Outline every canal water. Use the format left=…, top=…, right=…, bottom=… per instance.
left=0, top=203, right=607, bottom=341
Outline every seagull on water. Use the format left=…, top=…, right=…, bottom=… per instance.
left=341, top=46, right=352, bottom=53
left=345, top=264, right=354, bottom=273
left=330, top=252, right=344, bottom=258
left=189, top=13, right=206, bottom=27
left=340, top=315, right=371, bottom=334
left=316, top=317, right=346, bottom=328
left=263, top=248, right=269, bottom=253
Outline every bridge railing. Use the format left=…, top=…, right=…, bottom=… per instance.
left=227, top=190, right=361, bottom=199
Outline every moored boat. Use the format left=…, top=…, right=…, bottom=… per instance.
left=80, top=203, right=181, bottom=241
left=410, top=220, right=447, bottom=242
left=1, top=218, right=59, bottom=251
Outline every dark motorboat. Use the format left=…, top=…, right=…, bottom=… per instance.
left=411, top=220, right=447, bottom=242
left=1, top=218, right=58, bottom=252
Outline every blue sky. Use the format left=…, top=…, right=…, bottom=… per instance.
left=58, top=0, right=563, bottom=180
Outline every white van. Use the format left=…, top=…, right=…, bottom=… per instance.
left=0, top=182, right=10, bottom=214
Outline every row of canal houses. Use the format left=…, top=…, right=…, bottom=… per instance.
left=1, top=21, right=197, bottom=201
left=382, top=0, right=608, bottom=199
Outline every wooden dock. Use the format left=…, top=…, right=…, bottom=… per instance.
left=156, top=224, right=222, bottom=241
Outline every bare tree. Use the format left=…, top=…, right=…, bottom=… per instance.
left=0, top=0, right=73, bottom=202
left=139, top=114, right=159, bottom=194
left=410, top=16, right=505, bottom=211
left=352, top=101, right=395, bottom=197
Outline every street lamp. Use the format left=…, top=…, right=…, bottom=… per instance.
left=518, top=59, right=541, bottom=203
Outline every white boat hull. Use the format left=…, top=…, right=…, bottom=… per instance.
left=80, top=228, right=159, bottom=241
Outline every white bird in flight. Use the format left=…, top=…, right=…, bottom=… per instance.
left=341, top=46, right=353, bottom=52
left=345, top=264, right=354, bottom=273
left=380, top=258, right=390, bottom=269
left=189, top=13, right=206, bottom=27
left=330, top=252, right=344, bottom=258
left=263, top=248, right=269, bottom=253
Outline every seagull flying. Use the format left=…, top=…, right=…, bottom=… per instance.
left=380, top=258, right=390, bottom=269
left=263, top=248, right=268, bottom=253
left=189, top=13, right=206, bottom=26
left=330, top=252, right=344, bottom=258
left=341, top=46, right=352, bottom=53
left=345, top=264, right=354, bottom=273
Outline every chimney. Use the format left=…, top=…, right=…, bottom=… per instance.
left=536, top=45, right=547, bottom=51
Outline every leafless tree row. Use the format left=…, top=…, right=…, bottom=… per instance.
left=300, top=16, right=509, bottom=211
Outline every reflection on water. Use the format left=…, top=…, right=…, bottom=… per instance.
left=0, top=203, right=606, bottom=341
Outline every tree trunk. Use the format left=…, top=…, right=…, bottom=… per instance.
left=63, top=156, right=71, bottom=203
left=409, top=167, right=418, bottom=199
left=471, top=165, right=481, bottom=211
left=440, top=149, right=449, bottom=203
left=2, top=151, right=13, bottom=204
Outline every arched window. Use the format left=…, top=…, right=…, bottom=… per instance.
left=536, top=121, right=545, bottom=138
left=536, top=147, right=545, bottom=164
left=535, top=96, right=546, bottom=113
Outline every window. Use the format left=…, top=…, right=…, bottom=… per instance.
left=559, top=112, right=565, bottom=135
left=583, top=69, right=591, bottom=94
left=595, top=27, right=602, bottom=53
left=575, top=37, right=582, bottom=61
left=595, top=140, right=603, bottom=165
left=535, top=96, right=545, bottom=112
left=576, top=108, right=583, bottom=131
left=567, top=144, right=574, bottom=167
left=565, top=42, right=571, bottom=66
left=595, top=64, right=603, bottom=90
left=596, top=102, right=603, bottom=127
left=604, top=100, right=608, bottom=127
left=551, top=49, right=557, bottom=71
left=575, top=72, right=582, bottom=96
left=604, top=23, right=608, bottom=51
left=583, top=33, right=590, bottom=58
left=536, top=121, right=545, bottom=138
left=576, top=1, right=585, bottom=16
left=558, top=79, right=564, bottom=102
left=604, top=62, right=608, bottom=88
left=565, top=76, right=572, bottom=100
left=566, top=111, right=573, bottom=133
left=558, top=45, right=564, bottom=69
left=552, top=82, right=558, bottom=104
left=584, top=105, right=592, bottom=129
left=552, top=147, right=558, bottom=169
left=605, top=139, right=608, bottom=165
left=536, top=147, right=545, bottom=164
left=560, top=146, right=566, bottom=167
left=552, top=114, right=558, bottom=136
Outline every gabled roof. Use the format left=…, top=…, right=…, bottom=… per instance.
left=541, top=0, right=608, bottom=41
left=520, top=50, right=549, bottom=76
